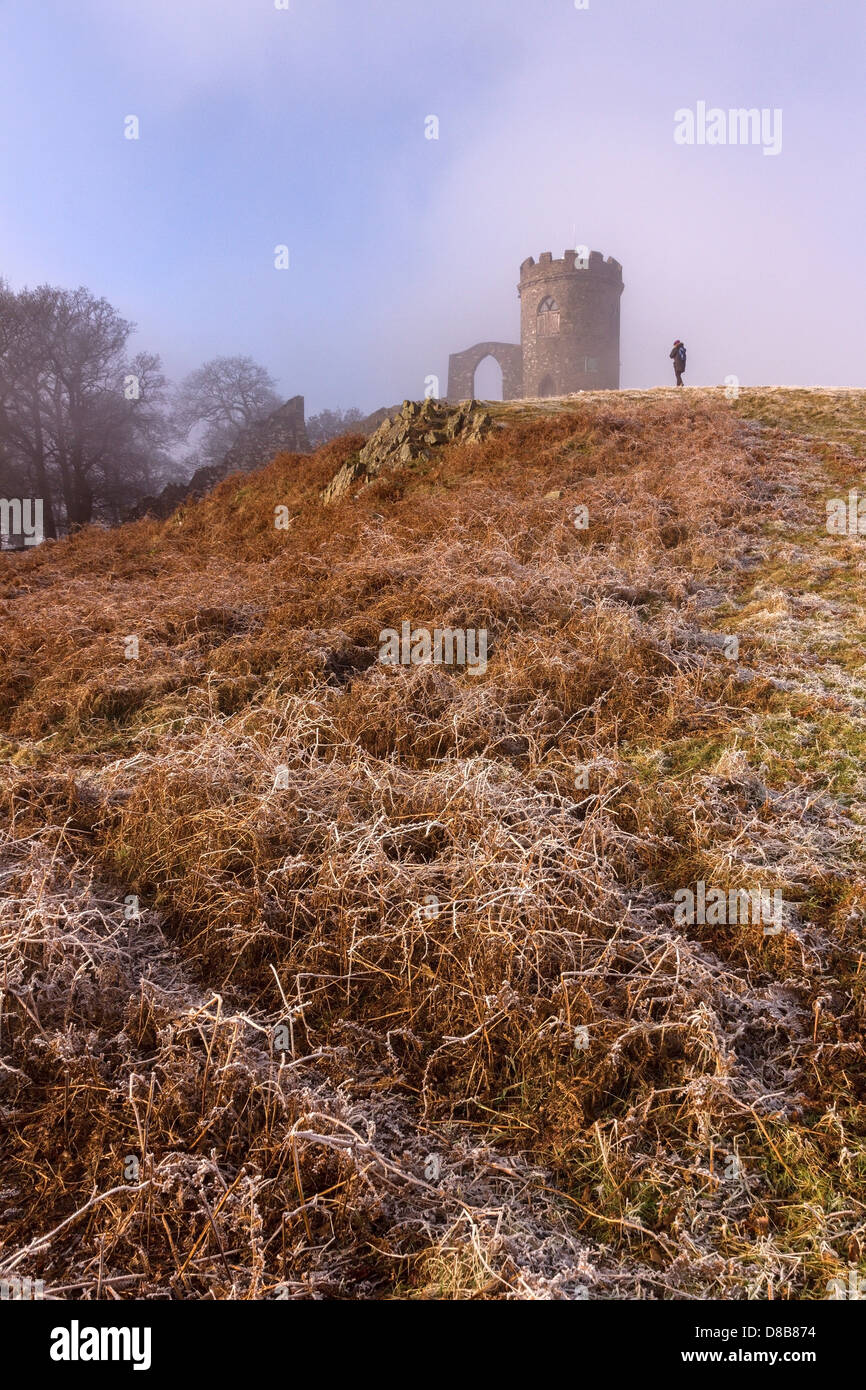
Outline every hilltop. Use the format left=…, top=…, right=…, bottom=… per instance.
left=1, top=386, right=865, bottom=1300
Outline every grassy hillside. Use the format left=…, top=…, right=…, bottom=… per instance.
left=1, top=386, right=865, bottom=1299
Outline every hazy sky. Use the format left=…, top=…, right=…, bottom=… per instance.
left=1, top=0, right=863, bottom=411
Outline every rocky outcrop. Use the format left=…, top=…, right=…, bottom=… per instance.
left=322, top=398, right=493, bottom=505
left=127, top=396, right=310, bottom=522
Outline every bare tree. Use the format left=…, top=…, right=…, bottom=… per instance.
left=305, top=406, right=365, bottom=449
left=173, top=355, right=281, bottom=469
left=42, top=288, right=136, bottom=527
left=83, top=351, right=175, bottom=524
left=0, top=283, right=61, bottom=537
left=0, top=283, right=172, bottom=532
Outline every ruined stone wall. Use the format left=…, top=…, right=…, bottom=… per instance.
left=126, top=396, right=310, bottom=522
left=519, top=251, right=623, bottom=395
left=219, top=395, right=310, bottom=472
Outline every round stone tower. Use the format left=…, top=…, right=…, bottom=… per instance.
left=519, top=250, right=623, bottom=396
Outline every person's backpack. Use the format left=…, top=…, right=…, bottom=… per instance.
left=677, top=344, right=687, bottom=369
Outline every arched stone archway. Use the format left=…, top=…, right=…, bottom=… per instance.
left=473, top=354, right=504, bottom=400
left=447, top=341, right=523, bottom=402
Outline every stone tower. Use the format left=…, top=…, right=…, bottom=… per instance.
left=446, top=249, right=624, bottom=401
left=519, top=250, right=623, bottom=396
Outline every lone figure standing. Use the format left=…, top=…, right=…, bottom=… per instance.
left=670, top=339, right=687, bottom=387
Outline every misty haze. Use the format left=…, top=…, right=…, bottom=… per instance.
left=1, top=0, right=864, bottom=1349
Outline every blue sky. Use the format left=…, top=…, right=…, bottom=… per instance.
left=1, top=0, right=863, bottom=411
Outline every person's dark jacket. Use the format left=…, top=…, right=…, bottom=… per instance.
left=670, top=343, right=687, bottom=373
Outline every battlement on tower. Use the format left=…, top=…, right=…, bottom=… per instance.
left=519, top=251, right=623, bottom=288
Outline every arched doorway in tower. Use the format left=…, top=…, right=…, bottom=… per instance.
left=473, top=354, right=504, bottom=401
left=538, top=374, right=557, bottom=398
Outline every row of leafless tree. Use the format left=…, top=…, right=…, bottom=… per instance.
left=0, top=280, right=363, bottom=537
left=0, top=284, right=171, bottom=534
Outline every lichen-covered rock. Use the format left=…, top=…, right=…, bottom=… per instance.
left=321, top=398, right=493, bottom=504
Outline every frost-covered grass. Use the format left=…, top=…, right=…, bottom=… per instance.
left=1, top=389, right=865, bottom=1299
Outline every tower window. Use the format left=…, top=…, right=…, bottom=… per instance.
left=584, top=356, right=599, bottom=372
left=537, top=296, right=560, bottom=336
